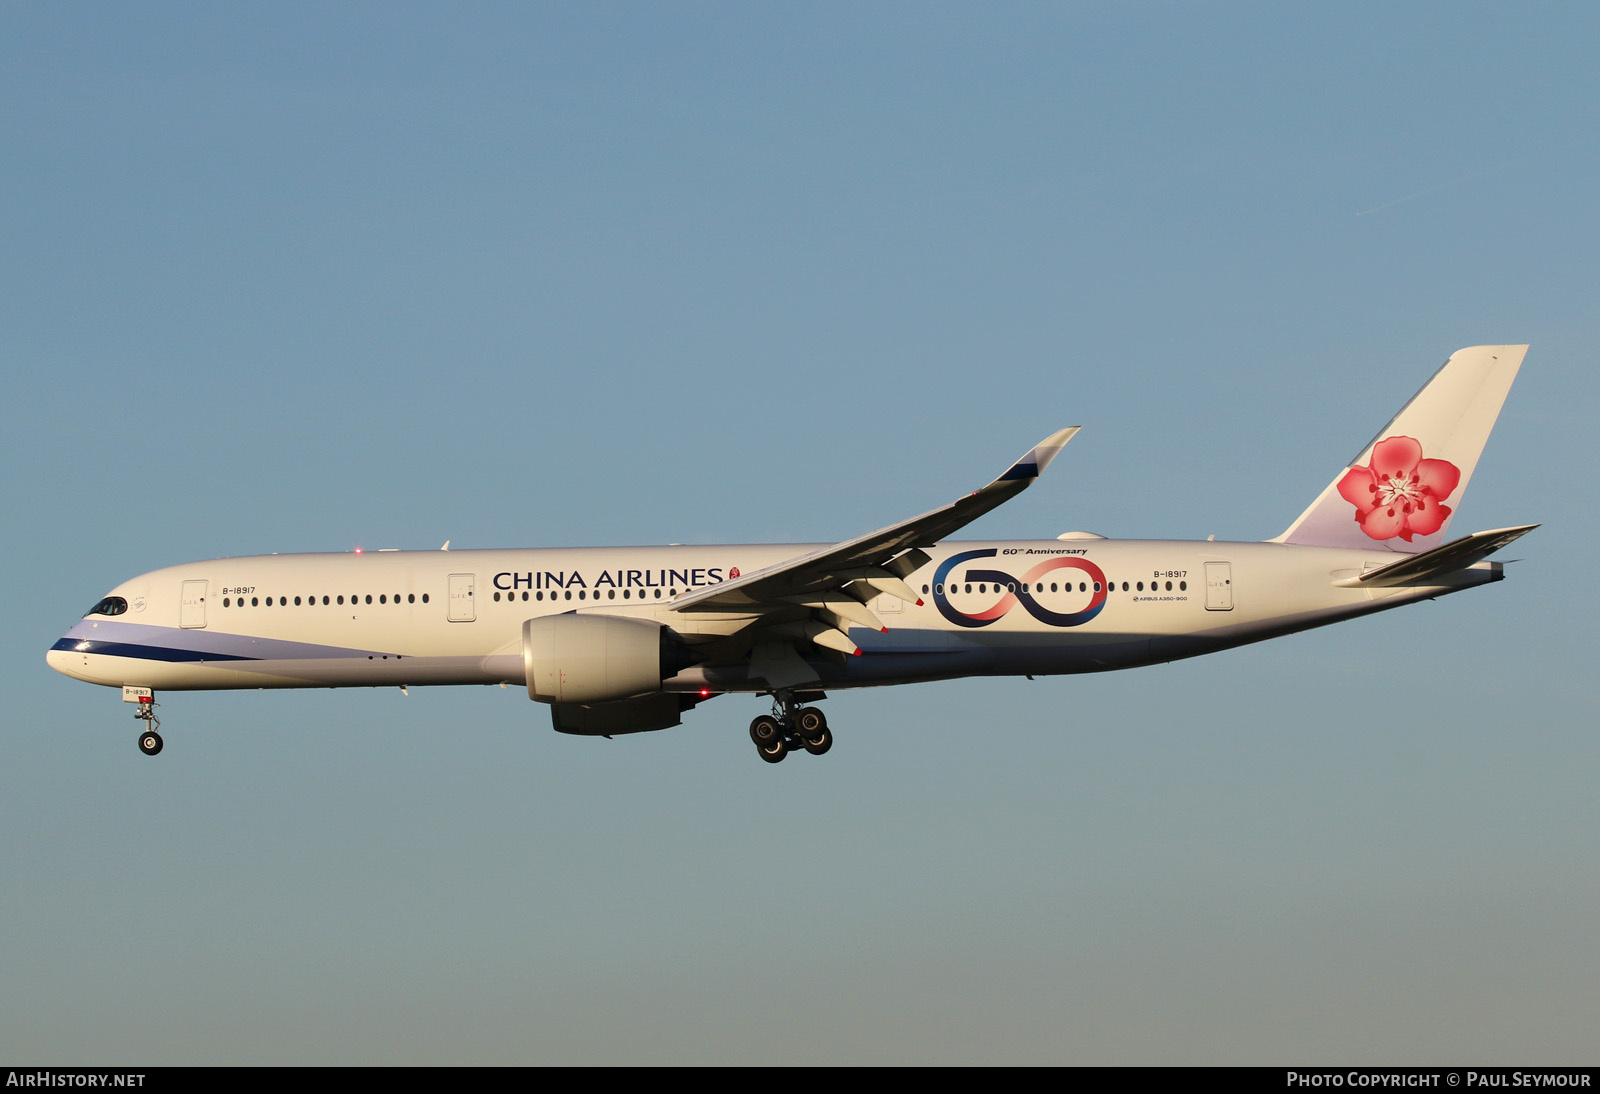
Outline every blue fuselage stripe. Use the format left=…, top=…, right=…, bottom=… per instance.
left=50, top=638, right=258, bottom=664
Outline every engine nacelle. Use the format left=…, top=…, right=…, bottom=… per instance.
left=550, top=693, right=689, bottom=736
left=522, top=614, right=670, bottom=705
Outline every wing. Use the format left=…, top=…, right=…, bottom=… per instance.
left=667, top=428, right=1078, bottom=667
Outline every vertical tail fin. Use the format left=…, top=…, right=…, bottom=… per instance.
left=1273, top=345, right=1526, bottom=552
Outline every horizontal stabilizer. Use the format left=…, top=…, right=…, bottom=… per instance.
left=1352, top=524, right=1538, bottom=587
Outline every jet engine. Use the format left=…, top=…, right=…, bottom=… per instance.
left=522, top=613, right=676, bottom=705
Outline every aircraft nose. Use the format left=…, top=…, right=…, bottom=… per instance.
left=47, top=639, right=90, bottom=681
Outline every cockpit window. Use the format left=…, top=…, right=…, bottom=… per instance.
left=85, top=596, right=128, bottom=617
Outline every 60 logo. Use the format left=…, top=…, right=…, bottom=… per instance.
left=932, top=549, right=1107, bottom=629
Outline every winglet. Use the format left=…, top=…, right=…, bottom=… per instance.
left=998, top=427, right=1080, bottom=482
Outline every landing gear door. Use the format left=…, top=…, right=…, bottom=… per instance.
left=180, top=580, right=208, bottom=628
left=1204, top=562, right=1233, bottom=611
left=448, top=573, right=476, bottom=622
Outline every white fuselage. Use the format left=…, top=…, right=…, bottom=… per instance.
left=47, top=539, right=1500, bottom=696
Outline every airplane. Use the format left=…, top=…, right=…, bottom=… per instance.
left=49, top=345, right=1536, bottom=763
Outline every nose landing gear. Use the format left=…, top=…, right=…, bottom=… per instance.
left=133, top=693, right=162, bottom=756
left=748, top=691, right=831, bottom=764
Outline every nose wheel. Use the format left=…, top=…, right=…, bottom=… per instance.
left=748, top=692, right=831, bottom=763
left=134, top=695, right=163, bottom=757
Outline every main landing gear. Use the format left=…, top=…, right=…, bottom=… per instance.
left=748, top=691, right=832, bottom=764
left=134, top=694, right=163, bottom=756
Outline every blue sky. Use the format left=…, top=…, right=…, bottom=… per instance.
left=4, top=3, right=1596, bottom=1064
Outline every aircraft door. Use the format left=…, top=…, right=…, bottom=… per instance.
left=447, top=573, right=476, bottom=622
left=180, top=580, right=208, bottom=628
left=1204, top=563, right=1233, bottom=611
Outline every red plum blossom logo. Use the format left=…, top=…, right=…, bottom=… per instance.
left=1337, top=436, right=1460, bottom=542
